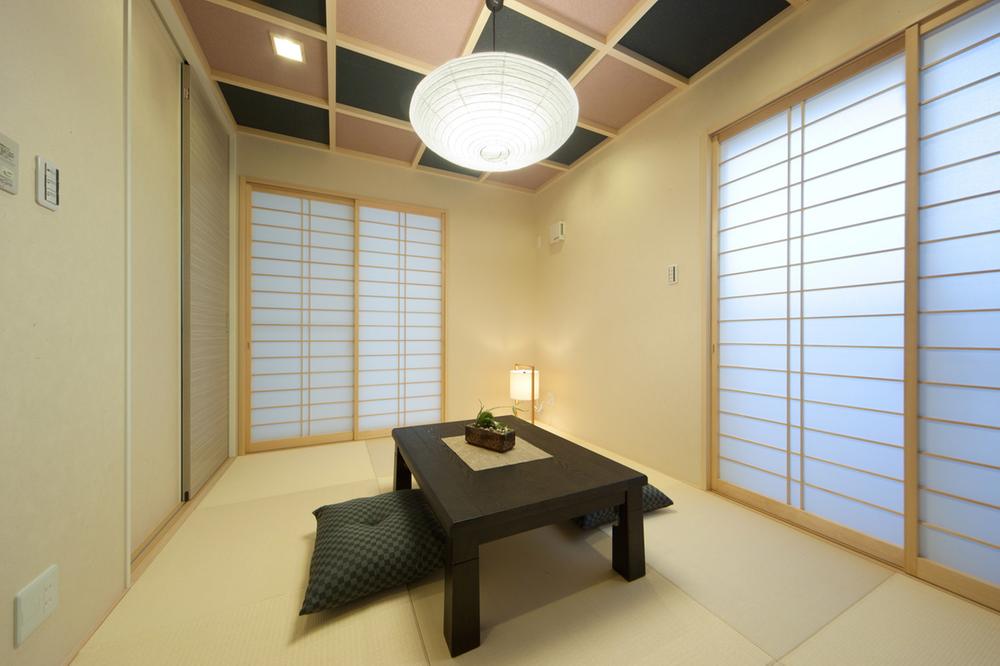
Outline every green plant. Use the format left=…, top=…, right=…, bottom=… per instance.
left=473, top=401, right=513, bottom=433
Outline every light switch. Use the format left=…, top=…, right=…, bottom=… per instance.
left=35, top=155, right=60, bottom=210
left=0, top=132, right=18, bottom=195
left=667, top=264, right=679, bottom=285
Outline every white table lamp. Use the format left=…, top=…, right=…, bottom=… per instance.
left=509, top=364, right=540, bottom=424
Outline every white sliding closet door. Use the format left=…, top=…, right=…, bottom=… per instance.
left=130, top=0, right=182, bottom=554
left=248, top=190, right=356, bottom=450
left=917, top=0, right=1000, bottom=586
left=357, top=204, right=444, bottom=437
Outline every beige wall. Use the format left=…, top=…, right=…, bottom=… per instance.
left=131, top=0, right=183, bottom=553
left=0, top=1, right=127, bottom=664
left=531, top=0, right=951, bottom=487
left=238, top=136, right=539, bottom=421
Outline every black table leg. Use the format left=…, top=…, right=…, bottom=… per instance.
left=393, top=443, right=412, bottom=491
left=612, top=484, right=646, bottom=581
left=444, top=542, right=480, bottom=657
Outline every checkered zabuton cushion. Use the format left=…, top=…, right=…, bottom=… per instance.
left=300, top=489, right=446, bottom=615
left=572, top=484, right=674, bottom=530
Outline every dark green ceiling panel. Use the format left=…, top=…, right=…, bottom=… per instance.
left=418, top=149, right=482, bottom=178
left=546, top=126, right=606, bottom=166
left=473, top=8, right=593, bottom=79
left=255, top=0, right=326, bottom=27
left=336, top=48, right=425, bottom=121
left=219, top=82, right=329, bottom=144
left=619, top=0, right=789, bottom=78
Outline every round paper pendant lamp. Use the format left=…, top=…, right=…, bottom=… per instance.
left=409, top=52, right=578, bottom=172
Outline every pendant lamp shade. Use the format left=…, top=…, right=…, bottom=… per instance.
left=408, top=52, right=579, bottom=172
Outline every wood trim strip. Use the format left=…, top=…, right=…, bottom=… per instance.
left=246, top=430, right=354, bottom=453
left=919, top=0, right=994, bottom=35
left=353, top=197, right=360, bottom=438
left=607, top=46, right=688, bottom=88
left=335, top=33, right=434, bottom=75
left=181, top=63, right=193, bottom=498
left=325, top=0, right=337, bottom=149
left=917, top=557, right=1000, bottom=611
left=709, top=137, right=721, bottom=488
left=903, top=26, right=920, bottom=574
left=237, top=126, right=330, bottom=152
left=239, top=178, right=251, bottom=455
left=334, top=104, right=412, bottom=132
left=211, top=69, right=329, bottom=109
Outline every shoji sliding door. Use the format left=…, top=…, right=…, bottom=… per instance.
left=916, top=0, right=1000, bottom=590
left=242, top=183, right=445, bottom=452
left=357, top=204, right=444, bottom=437
left=246, top=188, right=357, bottom=452
left=714, top=43, right=908, bottom=559
left=713, top=0, right=999, bottom=612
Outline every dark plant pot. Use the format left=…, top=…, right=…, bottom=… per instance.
left=465, top=424, right=516, bottom=452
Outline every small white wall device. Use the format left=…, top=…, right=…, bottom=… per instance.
left=36, top=155, right=60, bottom=211
left=549, top=221, right=566, bottom=244
left=15, top=564, right=59, bottom=646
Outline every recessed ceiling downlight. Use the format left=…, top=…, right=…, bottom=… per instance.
left=271, top=33, right=305, bottom=62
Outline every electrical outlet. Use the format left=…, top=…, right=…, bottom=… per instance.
left=15, top=565, right=59, bottom=647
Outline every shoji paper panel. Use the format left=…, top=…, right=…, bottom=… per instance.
left=918, top=0, right=1000, bottom=585
left=249, top=191, right=355, bottom=444
left=357, top=205, right=443, bottom=434
left=717, top=53, right=906, bottom=544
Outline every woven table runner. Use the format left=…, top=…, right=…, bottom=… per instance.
left=441, top=435, right=552, bottom=471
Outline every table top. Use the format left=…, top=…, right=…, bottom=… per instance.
left=391, top=416, right=646, bottom=533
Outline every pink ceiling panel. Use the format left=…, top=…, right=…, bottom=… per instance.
left=487, top=164, right=560, bottom=190
left=336, top=114, right=421, bottom=164
left=179, top=0, right=328, bottom=99
left=337, top=0, right=481, bottom=66
left=527, top=0, right=643, bottom=39
left=576, top=56, right=675, bottom=130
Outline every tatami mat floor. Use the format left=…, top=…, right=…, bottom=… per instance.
left=75, top=430, right=1000, bottom=665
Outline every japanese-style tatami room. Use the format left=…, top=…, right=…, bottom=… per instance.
left=3, top=0, right=1000, bottom=664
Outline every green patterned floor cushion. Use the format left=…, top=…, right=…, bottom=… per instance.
left=573, top=484, right=674, bottom=530
left=300, top=489, right=446, bottom=615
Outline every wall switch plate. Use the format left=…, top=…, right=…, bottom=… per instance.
left=35, top=156, right=60, bottom=210
left=549, top=221, right=566, bottom=244
left=0, top=132, right=18, bottom=195
left=15, top=565, right=59, bottom=647
left=667, top=264, right=679, bottom=285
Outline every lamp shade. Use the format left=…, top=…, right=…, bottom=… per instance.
left=509, top=368, right=540, bottom=401
left=408, top=52, right=578, bottom=172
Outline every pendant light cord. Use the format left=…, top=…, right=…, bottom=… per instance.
left=486, top=0, right=503, bottom=52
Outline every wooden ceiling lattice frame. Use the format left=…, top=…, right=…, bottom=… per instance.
left=172, top=0, right=809, bottom=193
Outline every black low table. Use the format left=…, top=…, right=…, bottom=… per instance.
left=392, top=416, right=647, bottom=657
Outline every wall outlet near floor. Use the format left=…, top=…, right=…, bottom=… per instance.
left=14, top=564, right=59, bottom=647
